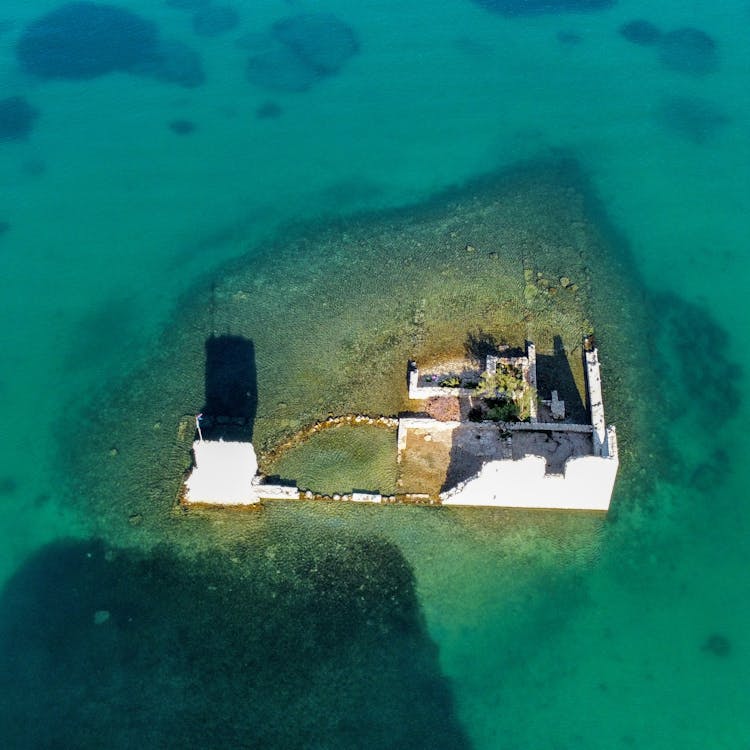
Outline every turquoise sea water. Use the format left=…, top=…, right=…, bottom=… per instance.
left=1, top=0, right=749, bottom=747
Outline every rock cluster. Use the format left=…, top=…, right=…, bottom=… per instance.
left=523, top=267, right=579, bottom=305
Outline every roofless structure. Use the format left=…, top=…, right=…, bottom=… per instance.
left=181, top=339, right=618, bottom=511
left=399, top=341, right=617, bottom=510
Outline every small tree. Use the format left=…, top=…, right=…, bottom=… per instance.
left=475, top=368, right=523, bottom=400
left=474, top=365, right=536, bottom=422
left=486, top=401, right=519, bottom=422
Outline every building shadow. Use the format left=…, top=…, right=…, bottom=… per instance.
left=200, top=334, right=257, bottom=441
left=536, top=336, right=586, bottom=423
left=440, top=422, right=495, bottom=493
left=464, top=330, right=524, bottom=363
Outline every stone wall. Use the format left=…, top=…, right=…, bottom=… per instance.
left=407, top=343, right=538, bottom=422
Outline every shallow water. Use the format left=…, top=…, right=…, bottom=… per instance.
left=1, top=0, right=749, bottom=747
left=268, top=425, right=399, bottom=496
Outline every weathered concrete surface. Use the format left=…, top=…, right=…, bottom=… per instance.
left=184, top=440, right=299, bottom=505
left=440, top=452, right=618, bottom=510
left=585, top=347, right=607, bottom=453
left=185, top=440, right=260, bottom=505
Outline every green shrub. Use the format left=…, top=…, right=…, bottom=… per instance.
left=438, top=375, right=461, bottom=387
left=517, top=387, right=537, bottom=421
left=486, top=401, right=519, bottom=422
left=476, top=368, right=523, bottom=400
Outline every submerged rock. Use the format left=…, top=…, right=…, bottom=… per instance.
left=658, top=27, right=718, bottom=75
left=0, top=96, right=39, bottom=141
left=656, top=96, right=729, bottom=144
left=169, top=119, right=196, bottom=135
left=17, top=2, right=160, bottom=80
left=22, top=159, right=46, bottom=177
left=256, top=100, right=282, bottom=119
left=618, top=19, right=662, bottom=46
left=702, top=633, right=731, bottom=657
left=0, top=476, right=18, bottom=494
left=557, top=30, right=583, bottom=45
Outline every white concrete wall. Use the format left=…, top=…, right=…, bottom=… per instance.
left=185, top=440, right=260, bottom=505
left=407, top=366, right=476, bottom=399
left=527, top=342, right=538, bottom=422
left=585, top=348, right=607, bottom=454
left=440, top=449, right=618, bottom=510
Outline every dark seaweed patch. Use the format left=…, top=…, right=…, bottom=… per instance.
left=192, top=5, right=240, bottom=37
left=166, top=0, right=209, bottom=9
left=618, top=19, right=662, bottom=46
left=256, top=100, right=282, bottom=119
left=247, top=42, right=321, bottom=92
left=17, top=2, right=160, bottom=80
left=22, top=159, right=46, bottom=177
left=0, top=537, right=471, bottom=749
left=0, top=96, right=39, bottom=141
left=701, top=633, right=731, bottom=657
left=657, top=27, right=718, bottom=75
left=0, top=221, right=10, bottom=236
left=650, top=293, right=740, bottom=425
left=169, top=118, right=196, bottom=135
left=656, top=96, right=729, bottom=144
left=64, top=295, right=138, bottom=372
left=471, top=0, right=615, bottom=16
left=131, top=38, right=205, bottom=88
left=246, top=14, right=359, bottom=93
left=0, top=476, right=17, bottom=494
left=690, top=448, right=730, bottom=492
left=557, top=30, right=583, bottom=45
left=272, top=13, right=359, bottom=75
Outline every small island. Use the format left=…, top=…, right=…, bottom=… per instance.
left=182, top=336, right=617, bottom=511
left=70, top=162, right=640, bottom=533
